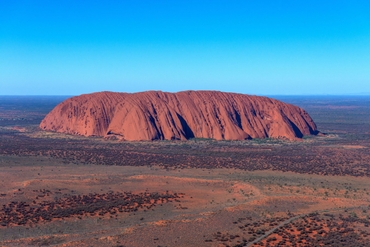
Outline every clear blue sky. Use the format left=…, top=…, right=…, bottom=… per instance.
left=1, top=0, right=370, bottom=95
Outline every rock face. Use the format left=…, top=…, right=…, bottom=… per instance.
left=40, top=91, right=319, bottom=141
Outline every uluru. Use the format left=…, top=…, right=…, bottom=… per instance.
left=40, top=90, right=319, bottom=141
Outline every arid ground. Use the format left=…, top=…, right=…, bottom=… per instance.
left=0, top=95, right=370, bottom=247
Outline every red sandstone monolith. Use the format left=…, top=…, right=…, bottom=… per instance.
left=40, top=91, right=318, bottom=141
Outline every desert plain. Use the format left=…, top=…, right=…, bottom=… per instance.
left=0, top=95, right=370, bottom=247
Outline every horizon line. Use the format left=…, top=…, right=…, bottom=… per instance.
left=1, top=93, right=370, bottom=97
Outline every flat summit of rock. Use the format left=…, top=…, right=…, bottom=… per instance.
left=40, top=91, right=319, bottom=141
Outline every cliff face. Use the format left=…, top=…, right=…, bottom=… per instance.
left=40, top=91, right=318, bottom=141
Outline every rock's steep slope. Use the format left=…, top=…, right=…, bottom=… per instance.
left=40, top=91, right=318, bottom=141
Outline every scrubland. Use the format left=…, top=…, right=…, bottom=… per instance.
left=0, top=95, right=369, bottom=246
